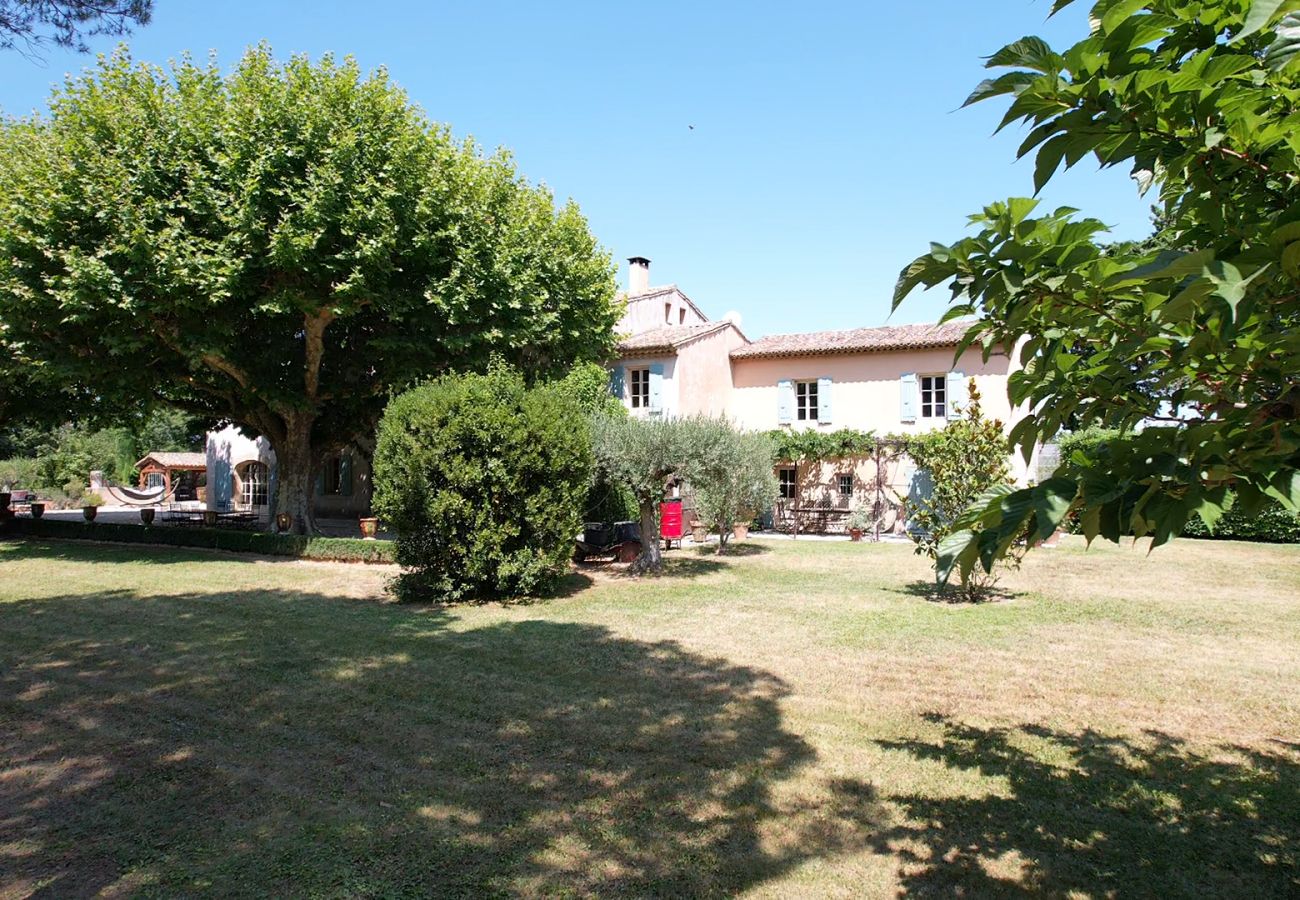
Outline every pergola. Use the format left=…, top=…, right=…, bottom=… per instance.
left=136, top=451, right=206, bottom=500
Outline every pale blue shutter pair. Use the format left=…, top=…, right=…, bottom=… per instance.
left=776, top=377, right=833, bottom=424
left=899, top=371, right=966, bottom=422
left=608, top=364, right=663, bottom=413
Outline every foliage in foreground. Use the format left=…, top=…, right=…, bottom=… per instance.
left=373, top=366, right=592, bottom=602
left=4, top=517, right=395, bottom=562
left=894, top=0, right=1300, bottom=584
left=0, top=45, right=618, bottom=532
left=689, top=423, right=778, bottom=553
left=903, top=383, right=1020, bottom=601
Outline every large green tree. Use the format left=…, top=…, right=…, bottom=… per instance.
left=0, top=46, right=620, bottom=531
left=895, top=0, right=1300, bottom=584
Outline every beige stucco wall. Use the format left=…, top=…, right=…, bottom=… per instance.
left=616, top=289, right=707, bottom=335
left=729, top=346, right=1019, bottom=435
left=674, top=325, right=748, bottom=417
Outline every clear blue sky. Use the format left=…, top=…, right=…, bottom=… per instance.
left=0, top=1, right=1154, bottom=338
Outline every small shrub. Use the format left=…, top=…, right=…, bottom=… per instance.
left=691, top=423, right=778, bottom=553
left=373, top=365, right=592, bottom=602
left=1180, top=494, right=1300, bottom=543
left=83, top=492, right=105, bottom=507
left=903, top=382, right=1020, bottom=601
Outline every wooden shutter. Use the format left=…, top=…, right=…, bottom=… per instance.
left=817, top=376, right=833, bottom=424
left=649, top=363, right=664, bottom=414
left=609, top=365, right=625, bottom=400
left=777, top=379, right=794, bottom=424
left=947, top=371, right=966, bottom=420
left=900, top=372, right=917, bottom=423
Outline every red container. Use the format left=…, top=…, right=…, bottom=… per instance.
left=659, top=498, right=684, bottom=539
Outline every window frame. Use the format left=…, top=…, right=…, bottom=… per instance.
left=920, top=374, right=947, bottom=420
left=795, top=379, right=819, bottom=421
left=240, top=462, right=269, bottom=507
left=838, top=474, right=853, bottom=498
left=629, top=367, right=650, bottom=409
left=778, top=467, right=798, bottom=500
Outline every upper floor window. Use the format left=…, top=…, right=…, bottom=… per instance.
left=678, top=307, right=686, bottom=324
left=664, top=302, right=672, bottom=323
left=629, top=367, right=650, bottom=409
left=920, top=374, right=946, bottom=419
left=796, top=380, right=819, bottom=421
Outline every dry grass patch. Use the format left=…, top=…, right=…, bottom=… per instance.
left=1, top=535, right=1297, bottom=897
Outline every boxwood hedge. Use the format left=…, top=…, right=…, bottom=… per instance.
left=2, top=517, right=395, bottom=562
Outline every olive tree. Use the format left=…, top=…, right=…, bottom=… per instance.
left=895, top=0, right=1300, bottom=584
left=691, top=422, right=778, bottom=553
left=0, top=46, right=619, bottom=532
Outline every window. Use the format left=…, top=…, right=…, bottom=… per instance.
left=796, top=380, right=819, bottom=421
left=629, top=367, right=650, bottom=409
left=779, top=467, right=797, bottom=500
left=240, top=462, right=268, bottom=507
left=664, top=302, right=672, bottom=323
left=323, top=456, right=348, bottom=495
left=920, top=374, right=947, bottom=419
left=678, top=307, right=686, bottom=324
left=146, top=471, right=164, bottom=489
left=838, top=474, right=853, bottom=497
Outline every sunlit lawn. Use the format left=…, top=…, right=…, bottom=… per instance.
left=2, top=534, right=1297, bottom=897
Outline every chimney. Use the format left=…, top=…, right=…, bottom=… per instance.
left=628, top=256, right=651, bottom=295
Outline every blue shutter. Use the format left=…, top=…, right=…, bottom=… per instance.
left=777, top=379, right=794, bottom=425
left=609, top=365, right=625, bottom=400
left=900, top=372, right=917, bottom=423
left=649, top=363, right=664, bottom=414
left=340, top=454, right=353, bottom=496
left=817, top=376, right=833, bottom=424
left=947, top=371, right=966, bottom=420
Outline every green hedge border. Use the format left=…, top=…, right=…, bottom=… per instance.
left=2, top=517, right=395, bottom=563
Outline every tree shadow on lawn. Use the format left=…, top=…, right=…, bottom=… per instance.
left=693, top=541, right=770, bottom=557
left=869, top=714, right=1299, bottom=896
left=890, top=579, right=1021, bottom=604
left=0, top=586, right=880, bottom=897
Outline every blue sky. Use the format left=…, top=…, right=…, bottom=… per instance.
left=0, top=1, right=1155, bottom=338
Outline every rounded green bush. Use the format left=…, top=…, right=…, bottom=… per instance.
left=373, top=366, right=593, bottom=602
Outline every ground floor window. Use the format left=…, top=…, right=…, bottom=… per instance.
left=240, top=462, right=269, bottom=507
left=629, top=367, right=650, bottom=408
left=146, top=471, right=164, bottom=489
left=321, top=455, right=353, bottom=496
left=838, top=474, right=853, bottom=497
left=779, top=467, right=797, bottom=500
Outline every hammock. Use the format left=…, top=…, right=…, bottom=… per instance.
left=103, top=482, right=181, bottom=507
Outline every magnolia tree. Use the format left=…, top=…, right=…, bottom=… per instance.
left=894, top=0, right=1300, bottom=584
left=0, top=46, right=619, bottom=531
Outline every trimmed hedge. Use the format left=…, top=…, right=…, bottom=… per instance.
left=1179, top=499, right=1300, bottom=544
left=3, top=517, right=395, bottom=563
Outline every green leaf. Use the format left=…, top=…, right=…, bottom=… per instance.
left=985, top=36, right=1065, bottom=74
left=1265, top=12, right=1300, bottom=69
left=1100, top=0, right=1147, bottom=34
left=1034, top=133, right=1071, bottom=194
left=1030, top=477, right=1078, bottom=539
left=1235, top=0, right=1288, bottom=42
left=1106, top=249, right=1215, bottom=286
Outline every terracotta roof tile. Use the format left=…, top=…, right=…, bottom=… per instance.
left=617, top=322, right=732, bottom=355
left=136, top=451, right=206, bottom=468
left=729, top=320, right=973, bottom=360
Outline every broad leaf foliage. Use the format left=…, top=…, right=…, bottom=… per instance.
left=895, top=0, right=1300, bottom=582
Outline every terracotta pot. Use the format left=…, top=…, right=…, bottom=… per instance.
left=732, top=523, right=749, bottom=541
left=359, top=517, right=379, bottom=540
left=203, top=509, right=219, bottom=527
left=140, top=508, right=156, bottom=525
left=691, top=524, right=709, bottom=543
left=29, top=502, right=44, bottom=519
left=275, top=512, right=293, bottom=533
left=82, top=506, right=98, bottom=522
left=849, top=528, right=864, bottom=542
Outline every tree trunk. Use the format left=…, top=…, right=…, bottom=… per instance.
left=716, top=523, right=730, bottom=554
left=629, top=499, right=663, bottom=574
left=275, top=415, right=318, bottom=535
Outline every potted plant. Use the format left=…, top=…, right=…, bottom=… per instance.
left=203, top=508, right=219, bottom=527
left=29, top=501, right=45, bottom=519
left=82, top=492, right=105, bottom=522
left=140, top=507, right=156, bottom=525
left=276, top=511, right=293, bottom=533
left=732, top=520, right=750, bottom=541
left=847, top=507, right=872, bottom=542
left=359, top=516, right=379, bottom=540
left=691, top=520, right=709, bottom=543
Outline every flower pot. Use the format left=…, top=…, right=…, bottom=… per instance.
left=203, top=509, right=219, bottom=527
left=849, top=527, right=864, bottom=542
left=140, top=508, right=156, bottom=525
left=29, top=502, right=44, bottom=519
left=276, top=512, right=293, bottom=533
left=82, top=506, right=98, bottom=522
left=732, top=523, right=749, bottom=541
left=691, top=523, right=709, bottom=543
left=359, top=517, right=379, bottom=540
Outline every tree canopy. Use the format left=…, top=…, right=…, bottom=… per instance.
left=0, top=0, right=151, bottom=54
left=894, top=0, right=1300, bottom=584
left=0, top=45, right=620, bottom=531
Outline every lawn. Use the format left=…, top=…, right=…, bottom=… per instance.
left=1, top=536, right=1297, bottom=897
